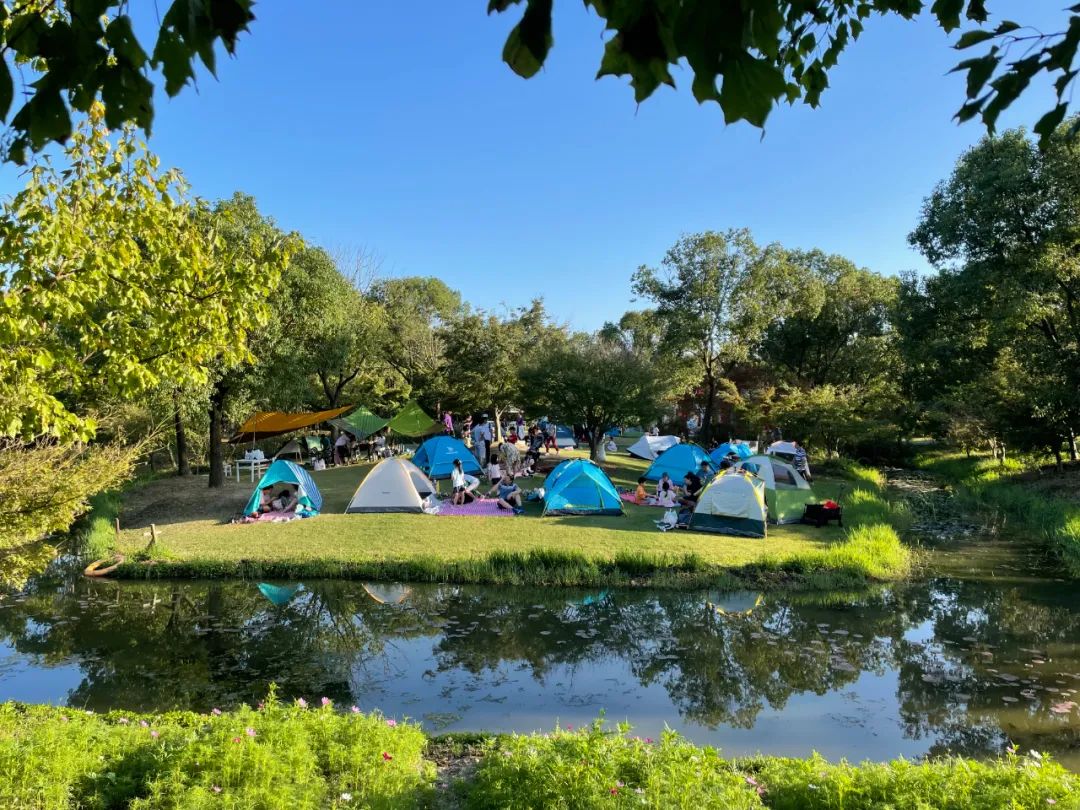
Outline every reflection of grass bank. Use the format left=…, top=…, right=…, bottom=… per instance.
left=101, top=451, right=910, bottom=591
left=2, top=704, right=1074, bottom=809
left=916, top=452, right=1080, bottom=577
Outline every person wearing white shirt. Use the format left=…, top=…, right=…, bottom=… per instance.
left=450, top=460, right=480, bottom=505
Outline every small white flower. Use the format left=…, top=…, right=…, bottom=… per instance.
left=340, top=792, right=352, bottom=802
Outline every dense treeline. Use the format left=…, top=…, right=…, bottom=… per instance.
left=3, top=111, right=1079, bottom=585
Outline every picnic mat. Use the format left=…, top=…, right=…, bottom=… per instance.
left=241, top=510, right=303, bottom=523
left=620, top=492, right=665, bottom=507
left=436, top=498, right=514, bottom=517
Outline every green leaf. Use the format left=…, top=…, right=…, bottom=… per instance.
left=106, top=16, right=148, bottom=69
left=0, top=60, right=12, bottom=123
left=1033, top=103, right=1068, bottom=143
left=931, top=0, right=964, bottom=32
left=719, top=53, right=786, bottom=127
left=954, top=29, right=996, bottom=49
left=951, top=51, right=999, bottom=99
left=501, top=0, right=553, bottom=79
left=6, top=13, right=47, bottom=58
left=151, top=29, right=195, bottom=96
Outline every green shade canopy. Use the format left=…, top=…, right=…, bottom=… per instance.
left=329, top=406, right=390, bottom=439
left=387, top=401, right=440, bottom=437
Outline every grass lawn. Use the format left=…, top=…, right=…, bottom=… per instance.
left=108, top=448, right=910, bottom=589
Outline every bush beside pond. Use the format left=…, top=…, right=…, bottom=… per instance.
left=3, top=705, right=1076, bottom=809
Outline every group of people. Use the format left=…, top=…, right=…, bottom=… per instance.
left=333, top=431, right=390, bottom=466
left=448, top=458, right=524, bottom=514
left=633, top=468, right=709, bottom=510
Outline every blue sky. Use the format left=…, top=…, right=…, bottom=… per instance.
left=1, top=2, right=1068, bottom=329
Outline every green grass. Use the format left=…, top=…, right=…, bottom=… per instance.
left=3, top=705, right=1076, bottom=809
left=915, top=450, right=1080, bottom=577
left=106, top=450, right=911, bottom=590
left=73, top=490, right=122, bottom=561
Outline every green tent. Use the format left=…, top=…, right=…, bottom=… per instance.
left=387, top=401, right=440, bottom=437
left=330, top=406, right=389, bottom=439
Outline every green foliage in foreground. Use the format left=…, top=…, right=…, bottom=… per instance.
left=465, top=722, right=1079, bottom=809
left=2, top=705, right=1076, bottom=810
left=0, top=697, right=430, bottom=810
left=916, top=451, right=1080, bottom=577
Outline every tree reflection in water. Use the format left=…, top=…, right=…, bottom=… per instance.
left=1, top=573, right=1078, bottom=767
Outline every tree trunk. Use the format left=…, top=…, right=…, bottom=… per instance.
left=589, top=429, right=601, bottom=461
left=494, top=406, right=504, bottom=443
left=173, top=389, right=191, bottom=476
left=208, top=383, right=226, bottom=489
left=700, top=374, right=717, bottom=445
left=1054, top=443, right=1064, bottom=472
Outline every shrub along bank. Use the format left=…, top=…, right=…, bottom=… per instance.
left=915, top=452, right=1080, bottom=577
left=1, top=705, right=1075, bottom=809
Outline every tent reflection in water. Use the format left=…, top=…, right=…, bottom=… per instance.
left=689, top=472, right=767, bottom=538
left=362, top=583, right=412, bottom=605
left=257, top=582, right=302, bottom=607
left=345, top=458, right=437, bottom=513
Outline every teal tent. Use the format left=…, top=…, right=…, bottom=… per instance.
left=387, top=401, right=440, bottom=437
left=330, top=406, right=390, bottom=439
left=412, top=435, right=482, bottom=479
left=642, top=442, right=712, bottom=482
left=709, top=441, right=753, bottom=465
left=243, top=459, right=323, bottom=516
left=542, top=459, right=623, bottom=516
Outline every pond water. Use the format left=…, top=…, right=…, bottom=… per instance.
left=2, top=542, right=1079, bottom=768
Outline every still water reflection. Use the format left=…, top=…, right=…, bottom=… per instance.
left=2, top=571, right=1079, bottom=768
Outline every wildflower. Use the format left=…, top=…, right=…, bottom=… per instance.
left=616, top=781, right=625, bottom=788
left=257, top=702, right=265, bottom=711
left=245, top=727, right=256, bottom=738
left=609, top=787, right=619, bottom=796
left=117, top=718, right=129, bottom=725
left=386, top=719, right=397, bottom=728
left=232, top=737, right=242, bottom=744
left=382, top=752, right=393, bottom=761
left=321, top=697, right=331, bottom=707
left=745, top=777, right=759, bottom=787
left=211, top=708, right=222, bottom=716
left=1030, top=750, right=1044, bottom=761
left=350, top=706, right=360, bottom=714
left=211, top=786, right=222, bottom=794
left=644, top=737, right=654, bottom=744
left=150, top=730, right=159, bottom=738
left=1007, top=744, right=1019, bottom=754
left=340, top=793, right=353, bottom=802
left=503, top=750, right=512, bottom=758
left=566, top=724, right=573, bottom=731
left=140, top=720, right=149, bottom=728
left=1047, top=800, right=1057, bottom=806
left=634, top=788, right=644, bottom=795
left=296, top=697, right=308, bottom=709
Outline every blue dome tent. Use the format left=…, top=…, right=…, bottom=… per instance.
left=642, top=442, right=713, bottom=482
left=412, top=435, right=482, bottom=479
left=542, top=459, right=623, bottom=516
left=709, top=441, right=753, bottom=465
left=243, top=459, right=323, bottom=516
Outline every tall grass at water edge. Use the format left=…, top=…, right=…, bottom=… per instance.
left=2, top=704, right=1076, bottom=809
left=916, top=452, right=1080, bottom=577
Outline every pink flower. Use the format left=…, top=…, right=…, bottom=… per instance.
left=150, top=730, right=159, bottom=738
left=386, top=719, right=397, bottom=727
left=257, top=702, right=265, bottom=711
left=745, top=777, right=759, bottom=787
left=566, top=724, right=573, bottom=730
left=211, top=708, right=222, bottom=716
left=382, top=752, right=393, bottom=761
left=350, top=705, right=360, bottom=714
left=140, top=720, right=149, bottom=728
left=245, top=727, right=256, bottom=738
left=645, top=737, right=654, bottom=744
left=296, top=697, right=308, bottom=708
left=232, top=737, right=242, bottom=744
left=321, top=697, right=331, bottom=707
left=609, top=787, right=619, bottom=795
left=211, top=785, right=222, bottom=794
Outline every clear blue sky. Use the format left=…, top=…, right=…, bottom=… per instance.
left=1, top=2, right=1068, bottom=329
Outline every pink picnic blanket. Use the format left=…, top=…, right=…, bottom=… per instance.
left=241, top=510, right=302, bottom=523
left=436, top=498, right=514, bottom=517
left=620, top=493, right=665, bottom=508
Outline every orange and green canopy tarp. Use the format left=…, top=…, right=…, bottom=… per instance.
left=387, top=401, right=440, bottom=437
left=229, top=406, right=352, bottom=443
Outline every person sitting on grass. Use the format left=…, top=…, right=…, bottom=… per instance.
left=657, top=480, right=677, bottom=508
left=487, top=473, right=524, bottom=514
left=487, top=453, right=502, bottom=486
left=679, top=472, right=703, bottom=509
left=698, top=460, right=715, bottom=485
left=450, top=459, right=481, bottom=505
left=635, top=476, right=649, bottom=505
left=655, top=472, right=673, bottom=498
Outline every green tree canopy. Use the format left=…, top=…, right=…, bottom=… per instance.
left=0, top=106, right=275, bottom=441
